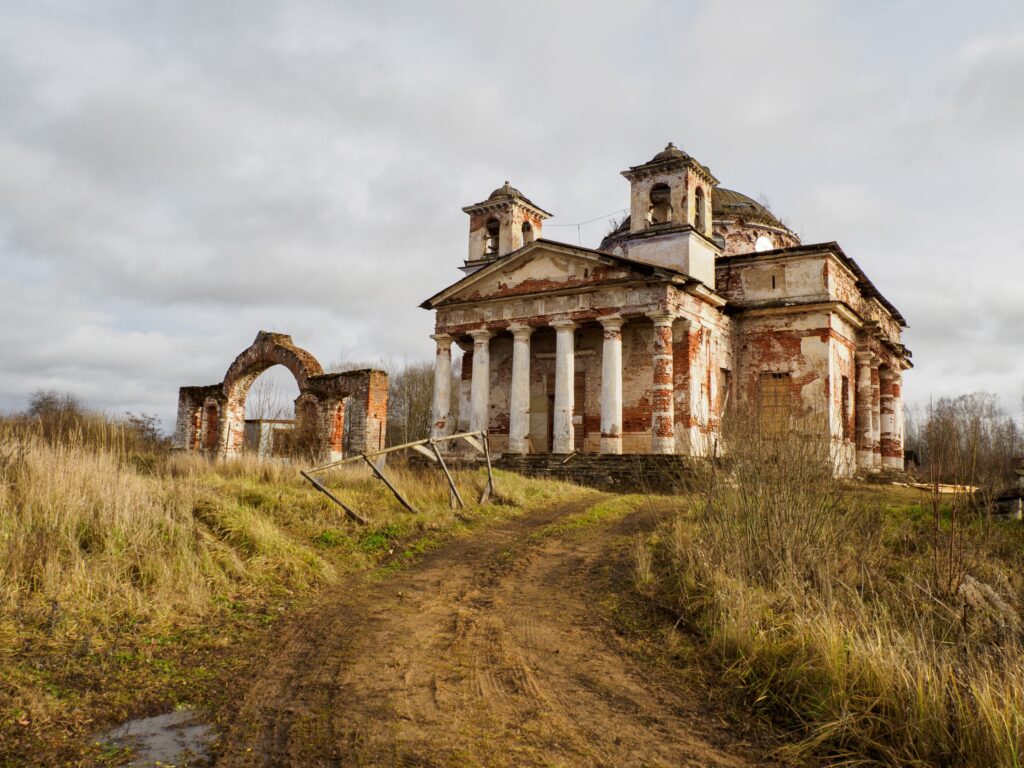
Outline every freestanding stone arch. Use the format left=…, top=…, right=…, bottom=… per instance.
left=175, top=331, right=388, bottom=461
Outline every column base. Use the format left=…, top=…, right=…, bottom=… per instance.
left=882, top=455, right=904, bottom=471
left=552, top=437, right=573, bottom=454
left=651, top=437, right=675, bottom=454
left=507, top=437, right=528, bottom=455
left=599, top=436, right=622, bottom=455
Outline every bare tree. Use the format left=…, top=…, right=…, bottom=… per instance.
left=246, top=369, right=296, bottom=421
left=917, top=393, right=1023, bottom=598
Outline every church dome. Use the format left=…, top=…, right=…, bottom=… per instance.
left=649, top=142, right=689, bottom=162
left=712, top=187, right=786, bottom=229
left=488, top=181, right=523, bottom=200
left=598, top=185, right=798, bottom=255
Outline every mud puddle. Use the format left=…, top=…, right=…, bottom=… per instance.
left=96, top=709, right=213, bottom=766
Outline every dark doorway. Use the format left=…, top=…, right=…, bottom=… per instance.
left=546, top=394, right=555, bottom=453
left=574, top=372, right=586, bottom=451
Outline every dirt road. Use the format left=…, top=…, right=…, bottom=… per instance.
left=212, top=495, right=776, bottom=767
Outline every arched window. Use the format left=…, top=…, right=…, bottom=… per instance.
left=521, top=221, right=534, bottom=245
left=648, top=183, right=672, bottom=225
left=754, top=235, right=774, bottom=252
left=694, top=187, right=706, bottom=231
left=485, top=218, right=501, bottom=255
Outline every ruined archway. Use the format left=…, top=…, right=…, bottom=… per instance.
left=175, top=331, right=388, bottom=461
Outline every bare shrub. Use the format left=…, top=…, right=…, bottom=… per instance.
left=639, top=405, right=1024, bottom=766
left=693, top=405, right=873, bottom=588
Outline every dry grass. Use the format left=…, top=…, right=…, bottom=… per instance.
left=0, top=420, right=588, bottom=764
left=637, top=410, right=1024, bottom=767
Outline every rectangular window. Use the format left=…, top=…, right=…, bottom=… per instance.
left=759, top=372, right=792, bottom=433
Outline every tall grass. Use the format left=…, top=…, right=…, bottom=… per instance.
left=637, top=408, right=1024, bottom=766
left=0, top=415, right=583, bottom=646
left=0, top=424, right=330, bottom=636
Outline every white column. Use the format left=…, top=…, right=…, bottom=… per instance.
left=599, top=315, right=624, bottom=454
left=508, top=323, right=533, bottom=455
left=648, top=310, right=675, bottom=454
left=551, top=319, right=577, bottom=454
left=469, top=328, right=493, bottom=434
left=430, top=334, right=453, bottom=439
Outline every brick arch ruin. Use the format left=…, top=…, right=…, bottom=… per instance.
left=175, top=331, right=388, bottom=461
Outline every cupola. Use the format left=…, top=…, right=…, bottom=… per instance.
left=461, top=182, right=551, bottom=271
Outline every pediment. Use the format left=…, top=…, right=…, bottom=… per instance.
left=423, top=240, right=670, bottom=308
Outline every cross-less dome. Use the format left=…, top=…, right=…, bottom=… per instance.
left=650, top=142, right=689, bottom=162
left=712, top=187, right=787, bottom=229
left=488, top=181, right=523, bottom=200
left=598, top=185, right=797, bottom=255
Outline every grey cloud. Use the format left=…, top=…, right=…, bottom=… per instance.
left=0, top=0, right=1022, bottom=427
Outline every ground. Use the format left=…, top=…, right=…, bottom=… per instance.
left=210, top=494, right=777, bottom=767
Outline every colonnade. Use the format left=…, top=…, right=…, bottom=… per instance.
left=854, top=350, right=904, bottom=471
left=430, top=312, right=683, bottom=455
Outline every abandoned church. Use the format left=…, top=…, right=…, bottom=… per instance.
left=421, top=143, right=911, bottom=474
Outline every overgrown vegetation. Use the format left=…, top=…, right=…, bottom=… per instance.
left=636, top=405, right=1024, bottom=766
left=0, top=396, right=587, bottom=766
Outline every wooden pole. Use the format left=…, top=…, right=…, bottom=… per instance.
left=300, top=471, right=367, bottom=525
left=480, top=432, right=495, bottom=504
left=430, top=440, right=464, bottom=509
left=362, top=453, right=418, bottom=514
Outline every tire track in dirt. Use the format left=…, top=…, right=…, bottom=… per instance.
left=212, top=496, right=777, bottom=767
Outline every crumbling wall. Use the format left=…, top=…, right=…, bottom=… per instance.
left=175, top=331, right=387, bottom=461
left=713, top=220, right=799, bottom=255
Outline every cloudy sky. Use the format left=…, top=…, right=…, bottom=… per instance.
left=1, top=0, right=1022, bottom=428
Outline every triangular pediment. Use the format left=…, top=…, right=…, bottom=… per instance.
left=422, top=239, right=678, bottom=308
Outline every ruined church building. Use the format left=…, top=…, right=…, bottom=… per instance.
left=422, top=143, right=911, bottom=473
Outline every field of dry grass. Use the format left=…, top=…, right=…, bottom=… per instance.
left=635, top=417, right=1024, bottom=767
left=0, top=420, right=590, bottom=766
left=5, top=408, right=1024, bottom=767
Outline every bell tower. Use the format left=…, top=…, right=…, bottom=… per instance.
left=461, top=182, right=551, bottom=273
left=619, top=143, right=720, bottom=287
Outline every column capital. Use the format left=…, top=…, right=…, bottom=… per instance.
left=855, top=350, right=874, bottom=364
left=878, top=366, right=895, bottom=381
left=468, top=327, right=494, bottom=342
left=551, top=318, right=578, bottom=332
left=647, top=309, right=676, bottom=326
left=598, top=314, right=625, bottom=330
left=508, top=322, right=535, bottom=339
left=430, top=333, right=453, bottom=348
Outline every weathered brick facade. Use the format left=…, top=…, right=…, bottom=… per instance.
left=175, top=331, right=387, bottom=461
left=422, top=144, right=911, bottom=475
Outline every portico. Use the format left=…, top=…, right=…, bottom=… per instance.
left=429, top=307, right=718, bottom=456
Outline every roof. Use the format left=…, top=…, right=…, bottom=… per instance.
left=462, top=182, right=552, bottom=217
left=717, top=241, right=908, bottom=327
left=623, top=142, right=719, bottom=184
left=420, top=238, right=693, bottom=310
left=712, top=187, right=788, bottom=230
left=650, top=142, right=690, bottom=162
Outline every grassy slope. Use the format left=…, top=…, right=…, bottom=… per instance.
left=637, top=482, right=1024, bottom=768
left=0, top=436, right=592, bottom=767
